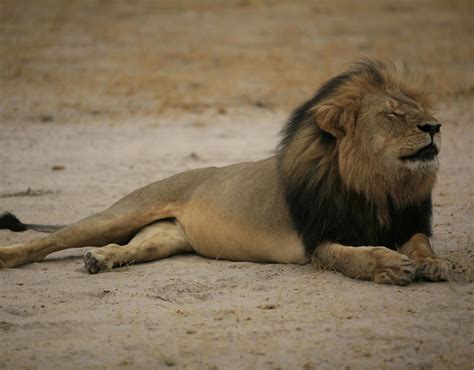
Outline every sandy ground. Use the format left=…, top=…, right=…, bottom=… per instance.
left=0, top=1, right=473, bottom=369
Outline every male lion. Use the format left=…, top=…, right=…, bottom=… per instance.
left=0, top=59, right=452, bottom=285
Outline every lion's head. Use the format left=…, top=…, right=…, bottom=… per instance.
left=277, top=58, right=439, bottom=255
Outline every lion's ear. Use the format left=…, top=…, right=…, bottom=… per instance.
left=314, top=104, right=355, bottom=139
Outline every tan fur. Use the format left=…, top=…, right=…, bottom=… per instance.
left=316, top=60, right=437, bottom=210
left=313, top=243, right=416, bottom=285
left=84, top=221, right=193, bottom=273
left=0, top=59, right=453, bottom=285
left=399, top=233, right=452, bottom=281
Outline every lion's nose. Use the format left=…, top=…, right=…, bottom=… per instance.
left=417, top=123, right=441, bottom=135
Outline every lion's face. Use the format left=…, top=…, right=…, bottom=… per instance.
left=281, top=59, right=439, bottom=206
left=356, top=94, right=441, bottom=174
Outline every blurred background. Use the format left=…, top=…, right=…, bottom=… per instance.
left=1, top=0, right=472, bottom=123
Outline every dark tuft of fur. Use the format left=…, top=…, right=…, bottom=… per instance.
left=284, top=172, right=432, bottom=255
left=277, top=59, right=433, bottom=256
left=0, top=212, right=27, bottom=232
left=278, top=72, right=351, bottom=149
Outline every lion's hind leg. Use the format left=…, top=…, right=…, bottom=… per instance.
left=313, top=243, right=416, bottom=286
left=83, top=220, right=192, bottom=274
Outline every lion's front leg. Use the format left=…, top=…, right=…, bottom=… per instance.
left=313, top=243, right=416, bottom=286
left=399, top=233, right=451, bottom=281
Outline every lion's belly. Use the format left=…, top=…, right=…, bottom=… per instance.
left=177, top=202, right=307, bottom=264
left=174, top=157, right=307, bottom=264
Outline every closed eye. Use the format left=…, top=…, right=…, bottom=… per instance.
left=385, top=111, right=405, bottom=119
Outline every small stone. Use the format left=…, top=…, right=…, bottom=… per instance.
left=163, top=358, right=176, bottom=367
left=39, top=115, right=54, bottom=123
left=257, top=303, right=279, bottom=310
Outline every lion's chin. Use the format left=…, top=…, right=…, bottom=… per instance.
left=396, top=142, right=440, bottom=173
left=398, top=143, right=440, bottom=173
left=401, top=157, right=440, bottom=173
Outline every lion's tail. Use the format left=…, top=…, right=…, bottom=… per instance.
left=0, top=211, right=66, bottom=233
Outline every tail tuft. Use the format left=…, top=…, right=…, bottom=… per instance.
left=0, top=212, right=27, bottom=232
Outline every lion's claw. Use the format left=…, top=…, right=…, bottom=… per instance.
left=415, top=257, right=451, bottom=281
left=372, top=250, right=416, bottom=286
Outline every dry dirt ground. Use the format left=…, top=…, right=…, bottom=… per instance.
left=0, top=1, right=473, bottom=369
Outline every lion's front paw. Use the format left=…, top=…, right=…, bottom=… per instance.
left=371, top=249, right=416, bottom=286
left=415, top=257, right=451, bottom=281
left=84, top=249, right=113, bottom=274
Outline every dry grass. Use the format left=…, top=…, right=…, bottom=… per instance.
left=1, top=0, right=472, bottom=123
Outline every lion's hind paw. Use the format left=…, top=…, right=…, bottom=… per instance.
left=83, top=250, right=113, bottom=274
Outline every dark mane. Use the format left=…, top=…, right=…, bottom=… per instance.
left=277, top=59, right=433, bottom=257
left=278, top=72, right=351, bottom=151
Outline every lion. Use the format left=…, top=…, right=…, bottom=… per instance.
left=0, top=58, right=452, bottom=285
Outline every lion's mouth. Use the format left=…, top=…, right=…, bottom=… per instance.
left=400, top=143, right=439, bottom=162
